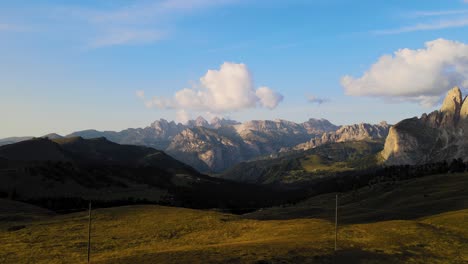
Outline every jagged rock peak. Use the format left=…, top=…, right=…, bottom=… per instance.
left=381, top=86, right=468, bottom=165
left=379, top=121, right=389, bottom=126
left=185, top=116, right=210, bottom=128
left=440, top=86, right=463, bottom=114
left=195, top=116, right=209, bottom=126
left=211, top=117, right=222, bottom=124
left=461, top=95, right=468, bottom=119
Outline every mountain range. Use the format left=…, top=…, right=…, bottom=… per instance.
left=220, top=86, right=468, bottom=184
left=3, top=87, right=465, bottom=174
left=1, top=117, right=391, bottom=173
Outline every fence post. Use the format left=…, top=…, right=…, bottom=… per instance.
left=87, top=201, right=92, bottom=264
left=334, top=194, right=338, bottom=252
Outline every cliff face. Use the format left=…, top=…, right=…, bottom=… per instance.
left=293, top=122, right=390, bottom=151
left=166, top=127, right=245, bottom=173
left=166, top=119, right=338, bottom=173
left=381, top=87, right=468, bottom=165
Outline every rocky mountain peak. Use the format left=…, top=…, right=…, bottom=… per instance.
left=461, top=95, right=468, bottom=119
left=211, top=117, right=221, bottom=124
left=379, top=121, right=389, bottom=127
left=195, top=116, right=209, bottom=126
left=440, top=86, right=463, bottom=114
left=381, top=86, right=468, bottom=165
left=185, top=116, right=210, bottom=128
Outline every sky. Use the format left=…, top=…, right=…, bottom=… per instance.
left=1, top=0, right=468, bottom=138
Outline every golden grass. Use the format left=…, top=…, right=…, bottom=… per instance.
left=0, top=205, right=467, bottom=263
left=301, top=154, right=350, bottom=173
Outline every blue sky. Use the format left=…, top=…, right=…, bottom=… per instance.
left=1, top=0, right=468, bottom=137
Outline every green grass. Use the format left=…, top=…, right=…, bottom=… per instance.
left=0, top=204, right=466, bottom=263
left=301, top=154, right=351, bottom=173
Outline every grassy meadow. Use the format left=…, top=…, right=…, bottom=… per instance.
left=0, top=204, right=467, bottom=263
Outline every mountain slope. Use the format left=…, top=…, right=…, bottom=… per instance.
left=0, top=138, right=304, bottom=211
left=381, top=87, right=468, bottom=165
left=0, top=137, right=200, bottom=203
left=245, top=172, right=468, bottom=223
left=0, top=137, right=33, bottom=147
left=220, top=141, right=383, bottom=184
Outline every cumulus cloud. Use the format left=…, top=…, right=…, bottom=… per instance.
left=140, top=62, right=283, bottom=113
left=307, top=95, right=329, bottom=105
left=341, top=39, right=468, bottom=107
left=135, top=90, right=145, bottom=99
left=144, top=96, right=175, bottom=109
left=176, top=109, right=191, bottom=124
left=255, top=87, right=284, bottom=109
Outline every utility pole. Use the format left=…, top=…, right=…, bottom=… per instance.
left=334, top=193, right=338, bottom=252
left=87, top=201, right=92, bottom=264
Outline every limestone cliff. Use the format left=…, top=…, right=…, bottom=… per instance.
left=293, top=122, right=390, bottom=151
left=381, top=87, right=468, bottom=165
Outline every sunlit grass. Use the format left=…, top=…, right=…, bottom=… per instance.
left=0, top=205, right=466, bottom=263
left=301, top=154, right=350, bottom=173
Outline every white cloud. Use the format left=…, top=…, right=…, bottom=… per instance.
left=176, top=109, right=191, bottom=124
left=77, top=0, right=239, bottom=48
left=375, top=18, right=468, bottom=34
left=144, top=96, right=175, bottom=109
left=256, top=86, right=284, bottom=109
left=409, top=9, right=468, bottom=17
left=307, top=95, right=329, bottom=105
left=91, top=29, right=165, bottom=48
left=141, top=62, right=283, bottom=113
left=341, top=39, right=468, bottom=107
left=90, top=0, right=237, bottom=24
left=135, top=90, right=145, bottom=99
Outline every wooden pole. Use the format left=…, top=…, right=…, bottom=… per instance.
left=87, top=201, right=92, bottom=264
left=334, top=194, right=338, bottom=252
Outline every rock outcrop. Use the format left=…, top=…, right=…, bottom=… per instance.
left=293, top=122, right=390, bottom=151
left=381, top=87, right=468, bottom=165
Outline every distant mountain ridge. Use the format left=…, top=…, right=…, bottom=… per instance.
left=292, top=122, right=390, bottom=151
left=1, top=117, right=389, bottom=173
left=44, top=117, right=340, bottom=172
